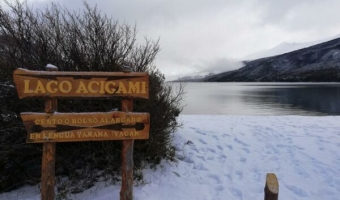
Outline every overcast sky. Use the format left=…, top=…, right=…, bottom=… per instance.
left=5, top=0, right=340, bottom=80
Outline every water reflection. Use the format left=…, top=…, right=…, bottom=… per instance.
left=172, top=82, right=340, bottom=115
left=241, top=85, right=340, bottom=115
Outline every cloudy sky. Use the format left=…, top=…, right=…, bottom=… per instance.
left=4, top=0, right=340, bottom=80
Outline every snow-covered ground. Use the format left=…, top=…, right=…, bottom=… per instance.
left=1, top=115, right=340, bottom=200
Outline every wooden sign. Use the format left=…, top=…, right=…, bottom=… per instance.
left=14, top=66, right=149, bottom=200
left=21, top=112, right=150, bottom=143
left=13, top=68, right=149, bottom=99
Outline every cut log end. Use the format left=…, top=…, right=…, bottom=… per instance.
left=266, top=173, right=279, bottom=193
left=264, top=173, right=279, bottom=200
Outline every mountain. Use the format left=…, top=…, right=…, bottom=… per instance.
left=244, top=41, right=321, bottom=61
left=175, top=73, right=215, bottom=82
left=205, top=37, right=340, bottom=82
left=244, top=34, right=340, bottom=60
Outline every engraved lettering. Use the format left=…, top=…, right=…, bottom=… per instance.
left=46, top=80, right=58, bottom=93
left=76, top=81, right=88, bottom=93
left=141, top=81, right=147, bottom=94
left=88, top=81, right=99, bottom=93
left=128, top=82, right=140, bottom=94
left=116, top=82, right=127, bottom=94
left=23, top=80, right=34, bottom=93
left=59, top=81, right=72, bottom=93
left=33, top=80, right=46, bottom=93
left=105, top=81, right=116, bottom=94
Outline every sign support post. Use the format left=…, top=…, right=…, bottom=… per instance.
left=120, top=66, right=134, bottom=200
left=41, top=66, right=57, bottom=200
left=120, top=99, right=134, bottom=200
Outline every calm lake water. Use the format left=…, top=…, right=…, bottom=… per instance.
left=169, top=82, right=340, bottom=115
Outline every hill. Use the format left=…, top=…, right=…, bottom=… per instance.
left=205, top=37, right=340, bottom=82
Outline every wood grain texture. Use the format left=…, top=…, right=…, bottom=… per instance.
left=41, top=66, right=57, bottom=200
left=21, top=112, right=150, bottom=143
left=120, top=99, right=134, bottom=200
left=264, top=173, right=279, bottom=200
left=41, top=142, right=56, bottom=200
left=13, top=68, right=149, bottom=99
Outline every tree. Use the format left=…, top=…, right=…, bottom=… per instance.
left=0, top=0, right=184, bottom=194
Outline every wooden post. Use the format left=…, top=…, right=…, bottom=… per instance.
left=120, top=66, right=134, bottom=200
left=264, top=173, right=279, bottom=200
left=41, top=65, right=57, bottom=200
left=120, top=100, right=134, bottom=200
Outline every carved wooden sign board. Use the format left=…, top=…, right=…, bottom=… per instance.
left=14, top=68, right=149, bottom=99
left=21, top=112, right=150, bottom=143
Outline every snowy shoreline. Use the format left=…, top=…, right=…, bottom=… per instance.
left=1, top=115, right=340, bottom=200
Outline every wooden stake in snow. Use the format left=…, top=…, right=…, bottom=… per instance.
left=264, top=173, right=279, bottom=200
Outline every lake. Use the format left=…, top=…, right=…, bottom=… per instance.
left=169, top=82, right=340, bottom=115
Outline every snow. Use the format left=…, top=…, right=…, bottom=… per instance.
left=1, top=115, right=340, bottom=200
left=244, top=33, right=340, bottom=60
left=45, top=64, right=58, bottom=69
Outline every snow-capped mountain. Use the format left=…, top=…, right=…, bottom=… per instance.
left=244, top=42, right=320, bottom=61
left=205, top=37, right=340, bottom=82
left=244, top=34, right=340, bottom=60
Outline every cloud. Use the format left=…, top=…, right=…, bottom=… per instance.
left=6, top=0, right=340, bottom=80
left=199, top=58, right=244, bottom=73
left=257, top=0, right=340, bottom=40
left=164, top=58, right=244, bottom=81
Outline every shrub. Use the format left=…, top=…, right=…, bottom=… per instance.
left=0, top=0, right=184, bottom=194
